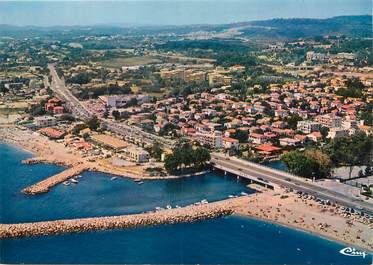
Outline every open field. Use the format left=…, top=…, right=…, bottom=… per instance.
left=99, top=56, right=162, bottom=68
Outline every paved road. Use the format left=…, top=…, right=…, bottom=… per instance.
left=48, top=64, right=175, bottom=149
left=211, top=153, right=373, bottom=215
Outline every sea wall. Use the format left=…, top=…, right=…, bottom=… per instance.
left=0, top=203, right=233, bottom=239
left=22, top=164, right=91, bottom=194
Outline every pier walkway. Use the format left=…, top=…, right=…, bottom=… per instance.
left=22, top=164, right=89, bottom=195
left=0, top=202, right=233, bottom=239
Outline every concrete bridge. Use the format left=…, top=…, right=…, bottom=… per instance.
left=213, top=163, right=275, bottom=190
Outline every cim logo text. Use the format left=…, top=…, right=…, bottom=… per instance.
left=339, top=247, right=367, bottom=258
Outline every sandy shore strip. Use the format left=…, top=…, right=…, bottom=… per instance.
left=230, top=187, right=373, bottom=253
left=1, top=191, right=372, bottom=252
left=0, top=126, right=207, bottom=181
left=1, top=126, right=372, bottom=252
left=0, top=202, right=233, bottom=239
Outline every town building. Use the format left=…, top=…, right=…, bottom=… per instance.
left=297, top=120, right=320, bottom=134
left=34, top=116, right=57, bottom=128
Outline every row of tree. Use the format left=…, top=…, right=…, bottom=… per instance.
left=282, top=132, right=372, bottom=179
left=164, top=142, right=211, bottom=173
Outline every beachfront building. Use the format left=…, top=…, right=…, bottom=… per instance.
left=39, top=127, right=66, bottom=139
left=91, top=134, right=128, bottom=150
left=34, top=116, right=57, bottom=128
left=123, top=146, right=150, bottom=163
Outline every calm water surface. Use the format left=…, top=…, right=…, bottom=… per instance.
left=0, top=143, right=252, bottom=223
left=1, top=143, right=371, bottom=264
left=1, top=216, right=371, bottom=264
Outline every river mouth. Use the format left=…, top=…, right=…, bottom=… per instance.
left=1, top=143, right=254, bottom=224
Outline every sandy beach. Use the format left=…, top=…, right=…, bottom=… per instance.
left=0, top=126, right=180, bottom=180
left=1, top=126, right=372, bottom=252
left=229, top=188, right=373, bottom=252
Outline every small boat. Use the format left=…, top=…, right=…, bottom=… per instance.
left=201, top=199, right=208, bottom=204
left=240, top=192, right=249, bottom=196
left=138, top=181, right=144, bottom=185
left=166, top=205, right=172, bottom=210
left=63, top=181, right=70, bottom=186
left=228, top=195, right=236, bottom=198
left=77, top=175, right=82, bottom=178
left=175, top=205, right=181, bottom=208
left=111, top=176, right=118, bottom=181
left=155, top=207, right=163, bottom=211
left=297, top=248, right=302, bottom=252
left=134, top=178, right=142, bottom=182
left=71, top=179, right=78, bottom=184
left=194, top=202, right=201, bottom=206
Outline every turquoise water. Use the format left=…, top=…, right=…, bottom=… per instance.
left=0, top=143, right=252, bottom=224
left=1, top=216, right=371, bottom=264
left=266, top=160, right=288, bottom=171
left=1, top=143, right=372, bottom=264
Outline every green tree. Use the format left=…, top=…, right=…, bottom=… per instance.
left=282, top=149, right=331, bottom=179
left=285, top=114, right=303, bottom=130
left=87, top=116, right=100, bottom=131
left=325, top=132, right=372, bottom=178
left=112, top=110, right=120, bottom=120
left=194, top=147, right=211, bottom=167
left=151, top=142, right=163, bottom=161
left=320, top=126, right=330, bottom=141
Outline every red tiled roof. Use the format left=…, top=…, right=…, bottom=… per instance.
left=256, top=144, right=281, bottom=152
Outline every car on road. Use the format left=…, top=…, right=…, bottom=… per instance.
left=258, top=177, right=269, bottom=183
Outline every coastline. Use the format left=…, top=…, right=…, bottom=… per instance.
left=0, top=126, right=203, bottom=181
left=236, top=213, right=373, bottom=254
left=230, top=190, right=373, bottom=252
left=1, top=126, right=372, bottom=252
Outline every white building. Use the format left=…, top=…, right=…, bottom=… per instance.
left=317, top=114, right=342, bottom=128
left=327, top=128, right=349, bottom=139
left=99, top=95, right=129, bottom=108
left=124, top=147, right=150, bottom=163
left=194, top=131, right=223, bottom=149
left=279, top=137, right=301, bottom=147
left=297, top=120, right=320, bottom=134
left=34, top=116, right=57, bottom=128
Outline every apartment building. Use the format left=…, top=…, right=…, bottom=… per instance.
left=34, top=116, right=57, bottom=128
left=297, top=120, right=321, bottom=134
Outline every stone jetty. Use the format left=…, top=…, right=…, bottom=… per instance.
left=0, top=203, right=233, bottom=239
left=21, top=157, right=48, bottom=165
left=22, top=164, right=90, bottom=194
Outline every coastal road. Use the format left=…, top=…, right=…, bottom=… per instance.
left=211, top=153, right=373, bottom=216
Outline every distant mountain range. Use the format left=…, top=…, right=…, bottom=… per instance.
left=0, top=15, right=371, bottom=40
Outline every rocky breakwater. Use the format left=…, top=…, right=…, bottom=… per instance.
left=22, top=164, right=90, bottom=195
left=0, top=202, right=234, bottom=239
left=21, top=157, right=48, bottom=165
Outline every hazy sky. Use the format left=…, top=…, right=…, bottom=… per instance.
left=0, top=0, right=371, bottom=26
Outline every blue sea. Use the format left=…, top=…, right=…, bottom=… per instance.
left=0, top=143, right=372, bottom=264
